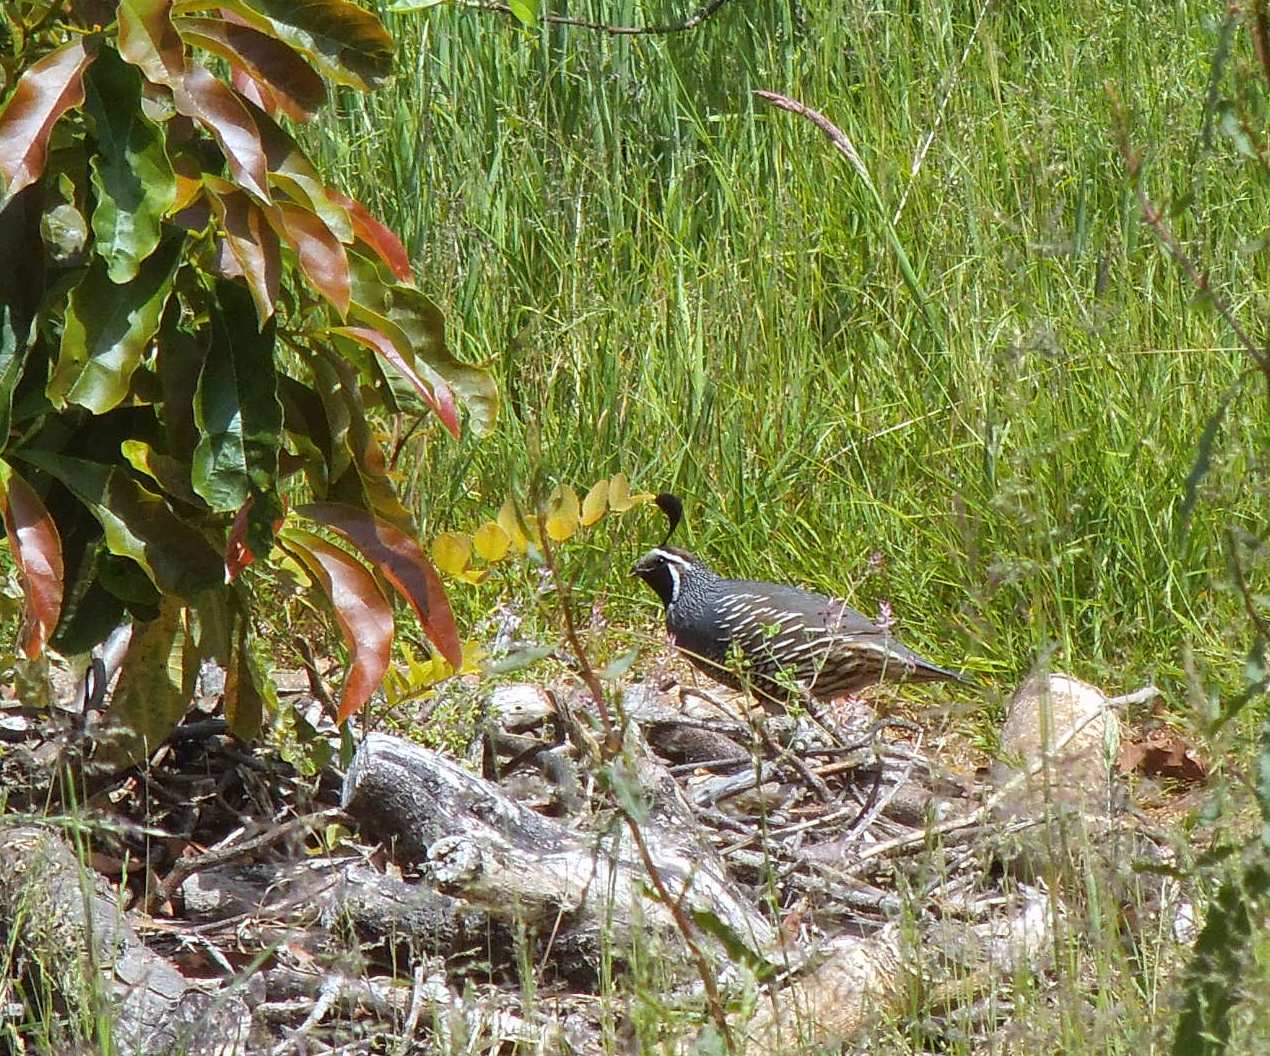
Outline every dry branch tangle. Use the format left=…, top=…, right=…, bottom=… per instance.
left=340, top=732, right=777, bottom=964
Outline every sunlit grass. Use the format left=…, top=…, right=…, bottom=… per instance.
left=306, top=1, right=1268, bottom=715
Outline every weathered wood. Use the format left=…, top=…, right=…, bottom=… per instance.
left=739, top=887, right=1054, bottom=1054
left=341, top=732, right=777, bottom=967
left=180, top=856, right=506, bottom=963
left=0, top=824, right=249, bottom=1055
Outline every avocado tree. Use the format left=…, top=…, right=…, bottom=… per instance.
left=0, top=0, right=497, bottom=762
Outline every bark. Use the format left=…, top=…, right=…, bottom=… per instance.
left=0, top=824, right=250, bottom=1055
left=180, top=856, right=506, bottom=964
left=340, top=732, right=777, bottom=969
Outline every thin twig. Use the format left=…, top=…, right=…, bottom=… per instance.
left=536, top=530, right=618, bottom=754
left=271, top=975, right=341, bottom=1056
left=157, top=808, right=346, bottom=900
left=1114, top=98, right=1270, bottom=384
left=470, top=0, right=734, bottom=37
left=536, top=512, right=735, bottom=1051
left=1226, top=528, right=1270, bottom=641
left=839, top=685, right=1159, bottom=873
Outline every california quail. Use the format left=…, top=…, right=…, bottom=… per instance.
left=631, top=496, right=963, bottom=712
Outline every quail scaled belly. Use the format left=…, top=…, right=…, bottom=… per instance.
left=631, top=545, right=963, bottom=712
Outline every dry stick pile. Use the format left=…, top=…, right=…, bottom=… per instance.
left=0, top=669, right=1187, bottom=1054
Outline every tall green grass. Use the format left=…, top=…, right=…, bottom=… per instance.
left=306, top=0, right=1269, bottom=705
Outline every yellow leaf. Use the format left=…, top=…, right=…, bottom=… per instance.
left=459, top=641, right=486, bottom=673
left=432, top=532, right=472, bottom=576
left=580, top=478, right=608, bottom=526
left=497, top=498, right=529, bottom=552
left=608, top=472, right=632, bottom=511
left=545, top=484, right=580, bottom=541
left=627, top=491, right=656, bottom=506
left=473, top=521, right=511, bottom=562
left=456, top=568, right=489, bottom=585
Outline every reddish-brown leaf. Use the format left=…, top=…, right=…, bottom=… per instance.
left=176, top=16, right=326, bottom=122
left=179, top=65, right=271, bottom=204
left=0, top=463, right=64, bottom=660
left=118, top=0, right=186, bottom=83
left=281, top=526, right=392, bottom=724
left=119, top=0, right=271, bottom=203
left=0, top=37, right=96, bottom=204
left=1117, top=727, right=1208, bottom=784
left=296, top=501, right=462, bottom=669
left=229, top=62, right=277, bottom=113
left=331, top=191, right=411, bottom=282
left=224, top=493, right=285, bottom=582
left=207, top=178, right=280, bottom=322
left=333, top=325, right=459, bottom=438
left=266, top=201, right=350, bottom=315
left=225, top=497, right=255, bottom=582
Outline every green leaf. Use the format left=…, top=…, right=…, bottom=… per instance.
left=0, top=306, right=30, bottom=447
left=0, top=460, right=64, bottom=660
left=207, top=0, right=395, bottom=92
left=18, top=450, right=222, bottom=599
left=50, top=537, right=127, bottom=655
left=1172, top=858, right=1270, bottom=1056
left=304, top=354, right=352, bottom=484
left=119, top=0, right=271, bottom=203
left=83, top=47, right=176, bottom=283
left=225, top=620, right=269, bottom=740
left=97, top=598, right=188, bottom=769
left=192, top=279, right=282, bottom=511
left=121, top=438, right=205, bottom=507
left=0, top=36, right=96, bottom=206
left=483, top=642, right=552, bottom=676
left=506, top=0, right=539, bottom=29
left=48, top=233, right=182, bottom=414
left=277, top=374, right=331, bottom=494
left=347, top=251, right=499, bottom=436
left=598, top=647, right=639, bottom=684
left=155, top=313, right=206, bottom=462
left=313, top=349, right=412, bottom=527
left=98, top=549, right=163, bottom=608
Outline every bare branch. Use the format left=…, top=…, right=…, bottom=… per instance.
left=470, top=0, right=735, bottom=37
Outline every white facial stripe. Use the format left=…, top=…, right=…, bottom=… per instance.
left=666, top=560, right=682, bottom=603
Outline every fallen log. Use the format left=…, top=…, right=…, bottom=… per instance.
left=0, top=824, right=249, bottom=1055
left=180, top=856, right=507, bottom=967
left=340, top=732, right=777, bottom=970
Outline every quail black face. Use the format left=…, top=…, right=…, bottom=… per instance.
left=630, top=546, right=693, bottom=609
